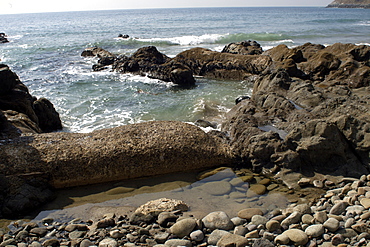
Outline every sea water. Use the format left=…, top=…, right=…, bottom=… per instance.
left=1, top=7, right=369, bottom=133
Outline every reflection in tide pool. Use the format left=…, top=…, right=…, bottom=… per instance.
left=34, top=169, right=289, bottom=222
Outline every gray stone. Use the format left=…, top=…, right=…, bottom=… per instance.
left=157, top=212, right=178, bottom=227
left=331, top=234, right=344, bottom=245
left=274, top=234, right=290, bottom=245
left=80, top=239, right=95, bottom=247
left=15, top=230, right=28, bottom=241
left=217, top=233, right=249, bottom=247
left=344, top=217, right=356, bottom=228
left=99, top=238, right=118, bottom=247
left=30, top=227, right=48, bottom=237
left=202, top=211, right=234, bottom=230
left=351, top=222, right=368, bottom=233
left=329, top=201, right=349, bottom=215
left=190, top=230, right=204, bottom=242
left=110, top=229, right=125, bottom=239
left=69, top=230, right=86, bottom=239
left=281, top=211, right=302, bottom=227
left=346, top=205, right=365, bottom=215
left=252, top=238, right=275, bottom=247
left=0, top=239, right=17, bottom=247
left=170, top=218, right=196, bottom=238
left=208, top=230, right=230, bottom=245
left=313, top=211, right=328, bottom=223
left=198, top=181, right=233, bottom=196
left=234, top=226, right=248, bottom=236
left=231, top=217, right=247, bottom=226
left=237, top=208, right=263, bottom=220
left=265, top=220, right=280, bottom=232
left=323, top=218, right=340, bottom=232
left=305, top=224, right=325, bottom=238
left=293, top=204, right=312, bottom=214
left=154, top=232, right=170, bottom=244
left=29, top=242, right=42, bottom=247
left=250, top=215, right=268, bottom=226
left=245, top=230, right=259, bottom=238
left=42, top=239, right=59, bottom=247
left=164, top=239, right=192, bottom=247
left=301, top=214, right=314, bottom=224
left=283, top=229, right=308, bottom=245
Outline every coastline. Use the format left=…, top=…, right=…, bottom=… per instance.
left=1, top=39, right=370, bottom=245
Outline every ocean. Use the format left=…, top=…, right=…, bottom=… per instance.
left=0, top=7, right=369, bottom=133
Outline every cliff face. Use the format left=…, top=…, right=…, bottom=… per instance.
left=327, top=0, right=370, bottom=8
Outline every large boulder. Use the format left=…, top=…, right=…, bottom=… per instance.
left=0, top=121, right=235, bottom=217
left=0, top=64, right=62, bottom=134
left=173, top=47, right=272, bottom=80
left=221, top=40, right=263, bottom=55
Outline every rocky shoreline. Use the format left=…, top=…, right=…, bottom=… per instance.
left=0, top=40, right=369, bottom=228
left=2, top=174, right=370, bottom=247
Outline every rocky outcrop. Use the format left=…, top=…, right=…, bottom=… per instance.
left=172, top=47, right=272, bottom=80
left=327, top=0, right=370, bottom=8
left=0, top=64, right=62, bottom=135
left=221, top=40, right=263, bottom=55
left=0, top=121, right=234, bottom=217
left=222, top=43, right=370, bottom=177
left=0, top=33, right=8, bottom=43
left=83, top=46, right=196, bottom=87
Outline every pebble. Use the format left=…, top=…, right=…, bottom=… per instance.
left=202, top=211, right=234, bottom=230
left=3, top=173, right=370, bottom=247
left=170, top=218, right=196, bottom=238
left=237, top=208, right=263, bottom=220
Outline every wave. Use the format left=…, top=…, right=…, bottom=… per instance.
left=357, top=21, right=370, bottom=26
left=114, top=32, right=295, bottom=47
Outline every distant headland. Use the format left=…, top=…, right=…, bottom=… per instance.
left=327, top=0, right=370, bottom=8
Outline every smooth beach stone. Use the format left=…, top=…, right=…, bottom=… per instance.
left=80, top=239, right=95, bottom=247
left=164, top=239, right=192, bottom=247
left=266, top=220, right=281, bottom=232
left=217, top=233, right=249, bottom=247
left=258, top=178, right=271, bottom=185
left=15, top=230, right=28, bottom=241
left=229, top=177, right=244, bottom=187
left=301, top=214, right=314, bottom=224
left=30, top=227, right=48, bottom=237
left=283, top=229, right=308, bottom=245
left=197, top=181, right=232, bottom=196
left=42, top=239, right=60, bottom=247
left=109, top=229, right=125, bottom=239
left=157, top=212, right=178, bottom=227
left=294, top=204, right=312, bottom=214
left=169, top=218, right=196, bottom=238
left=281, top=211, right=302, bottom=227
left=344, top=217, right=355, bottom=228
left=360, top=211, right=370, bottom=220
left=336, top=228, right=358, bottom=238
left=154, top=232, right=170, bottom=244
left=207, top=230, right=230, bottom=245
left=250, top=215, right=268, bottom=226
left=231, top=217, right=247, bottom=226
left=237, top=208, right=263, bottom=220
left=323, top=218, right=340, bottom=232
left=202, top=211, right=234, bottom=230
left=249, top=184, right=267, bottom=195
left=233, top=226, right=248, bottom=236
left=313, top=211, right=328, bottom=223
left=190, top=230, right=204, bottom=242
left=329, top=201, right=349, bottom=215
left=331, top=234, right=344, bottom=246
left=351, top=222, right=368, bottom=233
left=346, top=205, right=365, bottom=215
left=68, top=230, right=86, bottom=239
left=99, top=238, right=118, bottom=247
left=305, top=224, right=325, bottom=238
left=266, top=183, right=279, bottom=191
left=360, top=198, right=370, bottom=209
left=240, top=175, right=254, bottom=182
left=245, top=229, right=259, bottom=238
left=29, top=242, right=42, bottom=247
left=274, top=234, right=290, bottom=245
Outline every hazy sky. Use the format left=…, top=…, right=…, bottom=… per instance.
left=0, top=0, right=331, bottom=15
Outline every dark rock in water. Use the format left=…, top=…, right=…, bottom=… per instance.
left=0, top=64, right=62, bottom=134
left=327, top=0, right=370, bottom=8
left=222, top=40, right=263, bottom=55
left=81, top=47, right=116, bottom=59
left=0, top=33, right=9, bottom=43
left=118, top=34, right=130, bottom=39
left=235, top=96, right=250, bottom=105
left=111, top=46, right=196, bottom=86
left=194, top=119, right=217, bottom=128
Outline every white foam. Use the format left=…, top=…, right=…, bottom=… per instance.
left=138, top=33, right=225, bottom=46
